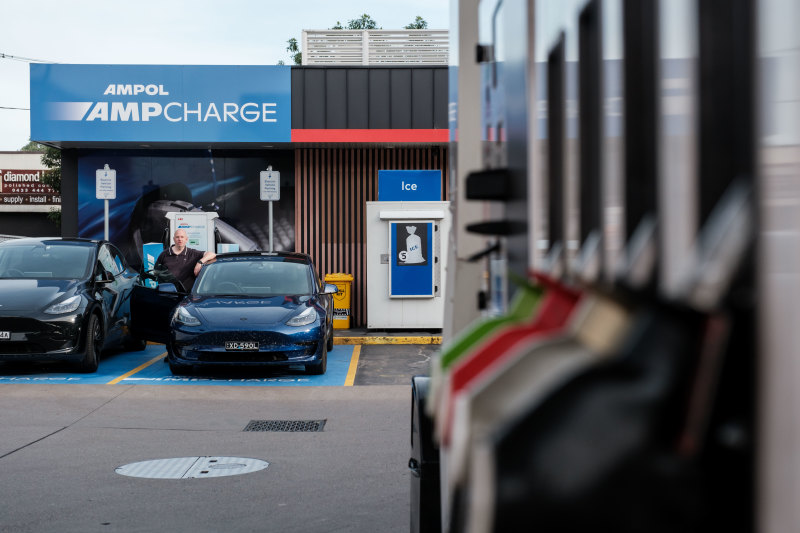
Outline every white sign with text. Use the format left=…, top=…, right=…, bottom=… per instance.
left=259, top=170, right=280, bottom=201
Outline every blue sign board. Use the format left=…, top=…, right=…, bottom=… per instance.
left=378, top=170, right=442, bottom=201
left=390, top=221, right=434, bottom=297
left=30, top=64, right=291, bottom=143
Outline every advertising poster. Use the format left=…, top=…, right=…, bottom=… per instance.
left=77, top=150, right=294, bottom=269
left=0, top=168, right=61, bottom=207
left=389, top=221, right=433, bottom=297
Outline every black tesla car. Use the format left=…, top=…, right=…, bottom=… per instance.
left=0, top=237, right=147, bottom=372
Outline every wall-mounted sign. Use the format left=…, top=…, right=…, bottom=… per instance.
left=30, top=64, right=291, bottom=143
left=0, top=168, right=61, bottom=206
left=389, top=221, right=434, bottom=297
left=378, top=170, right=442, bottom=201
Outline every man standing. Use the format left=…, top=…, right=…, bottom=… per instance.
left=155, top=229, right=215, bottom=291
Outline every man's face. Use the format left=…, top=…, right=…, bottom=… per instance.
left=174, top=231, right=188, bottom=246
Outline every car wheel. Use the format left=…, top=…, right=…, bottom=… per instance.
left=326, top=327, right=334, bottom=352
left=168, top=360, right=192, bottom=375
left=126, top=336, right=147, bottom=351
left=307, top=342, right=327, bottom=375
left=75, top=313, right=101, bottom=373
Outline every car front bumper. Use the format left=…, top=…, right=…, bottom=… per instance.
left=0, top=314, right=86, bottom=362
left=168, top=324, right=325, bottom=367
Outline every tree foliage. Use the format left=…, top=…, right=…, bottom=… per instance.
left=40, top=147, right=61, bottom=195
left=20, top=141, right=47, bottom=152
left=404, top=16, right=428, bottom=29
left=286, top=37, right=302, bottom=65
left=19, top=141, right=61, bottom=227
left=334, top=14, right=380, bottom=30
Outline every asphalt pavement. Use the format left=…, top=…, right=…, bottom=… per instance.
left=0, top=334, right=443, bottom=532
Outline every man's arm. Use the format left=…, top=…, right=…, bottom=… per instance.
left=193, top=250, right=216, bottom=276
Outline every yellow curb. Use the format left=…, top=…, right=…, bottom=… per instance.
left=344, top=345, right=361, bottom=386
left=333, top=336, right=441, bottom=345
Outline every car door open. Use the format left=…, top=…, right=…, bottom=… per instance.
left=130, top=269, right=187, bottom=344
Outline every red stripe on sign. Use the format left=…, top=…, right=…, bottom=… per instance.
left=291, top=129, right=449, bottom=143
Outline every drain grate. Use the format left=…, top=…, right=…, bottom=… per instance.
left=243, top=419, right=326, bottom=432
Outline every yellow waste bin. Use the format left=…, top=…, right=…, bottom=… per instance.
left=325, top=273, right=354, bottom=329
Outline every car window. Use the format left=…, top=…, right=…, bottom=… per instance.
left=97, top=245, right=123, bottom=276
left=110, top=245, right=127, bottom=273
left=194, top=259, right=312, bottom=296
left=0, top=243, right=93, bottom=279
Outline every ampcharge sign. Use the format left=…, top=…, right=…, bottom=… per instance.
left=1, top=169, right=61, bottom=205
left=30, top=64, right=291, bottom=143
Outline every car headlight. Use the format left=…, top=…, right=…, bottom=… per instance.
left=44, top=295, right=82, bottom=315
left=174, top=306, right=201, bottom=326
left=286, top=307, right=317, bottom=327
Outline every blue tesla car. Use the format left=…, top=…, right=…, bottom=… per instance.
left=131, top=252, right=337, bottom=375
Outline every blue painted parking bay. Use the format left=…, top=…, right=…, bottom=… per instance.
left=0, top=344, right=356, bottom=386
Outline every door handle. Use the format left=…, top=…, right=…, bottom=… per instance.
left=408, top=457, right=421, bottom=478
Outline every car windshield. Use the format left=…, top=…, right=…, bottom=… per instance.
left=0, top=242, right=93, bottom=279
left=194, top=258, right=312, bottom=297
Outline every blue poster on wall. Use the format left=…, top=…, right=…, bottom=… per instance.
left=389, top=221, right=433, bottom=297
left=76, top=150, right=295, bottom=270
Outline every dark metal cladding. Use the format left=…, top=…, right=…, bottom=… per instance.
left=291, top=66, right=448, bottom=130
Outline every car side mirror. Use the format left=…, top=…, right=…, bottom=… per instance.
left=323, top=283, right=339, bottom=295
left=157, top=283, right=178, bottom=293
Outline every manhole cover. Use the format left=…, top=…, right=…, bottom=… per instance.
left=115, top=457, right=269, bottom=479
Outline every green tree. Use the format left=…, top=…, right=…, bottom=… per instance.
left=20, top=141, right=47, bottom=152
left=342, top=14, right=379, bottom=30
left=285, top=37, right=302, bottom=65
left=405, top=16, right=428, bottom=29
left=19, top=141, right=61, bottom=228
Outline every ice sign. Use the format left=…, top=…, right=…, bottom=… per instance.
left=260, top=170, right=280, bottom=201
left=96, top=164, right=116, bottom=200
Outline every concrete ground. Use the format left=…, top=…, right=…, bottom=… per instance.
left=0, top=337, right=443, bottom=533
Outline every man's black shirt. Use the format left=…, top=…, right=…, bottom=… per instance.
left=155, top=246, right=204, bottom=291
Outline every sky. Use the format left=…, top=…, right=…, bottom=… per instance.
left=0, top=0, right=450, bottom=151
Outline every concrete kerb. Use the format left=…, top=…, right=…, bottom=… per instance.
left=332, top=336, right=441, bottom=345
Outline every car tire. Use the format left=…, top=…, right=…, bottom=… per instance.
left=75, top=313, right=101, bottom=373
left=307, top=342, right=327, bottom=375
left=326, top=326, right=334, bottom=352
left=127, top=336, right=148, bottom=351
left=168, top=360, right=192, bottom=375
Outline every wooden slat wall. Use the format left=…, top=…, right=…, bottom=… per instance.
left=295, top=146, right=449, bottom=328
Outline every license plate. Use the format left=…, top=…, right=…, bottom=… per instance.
left=225, top=341, right=258, bottom=351
left=0, top=331, right=9, bottom=340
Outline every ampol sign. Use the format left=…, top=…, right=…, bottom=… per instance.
left=30, top=64, right=291, bottom=143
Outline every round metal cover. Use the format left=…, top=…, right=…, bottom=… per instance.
left=116, top=456, right=269, bottom=479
